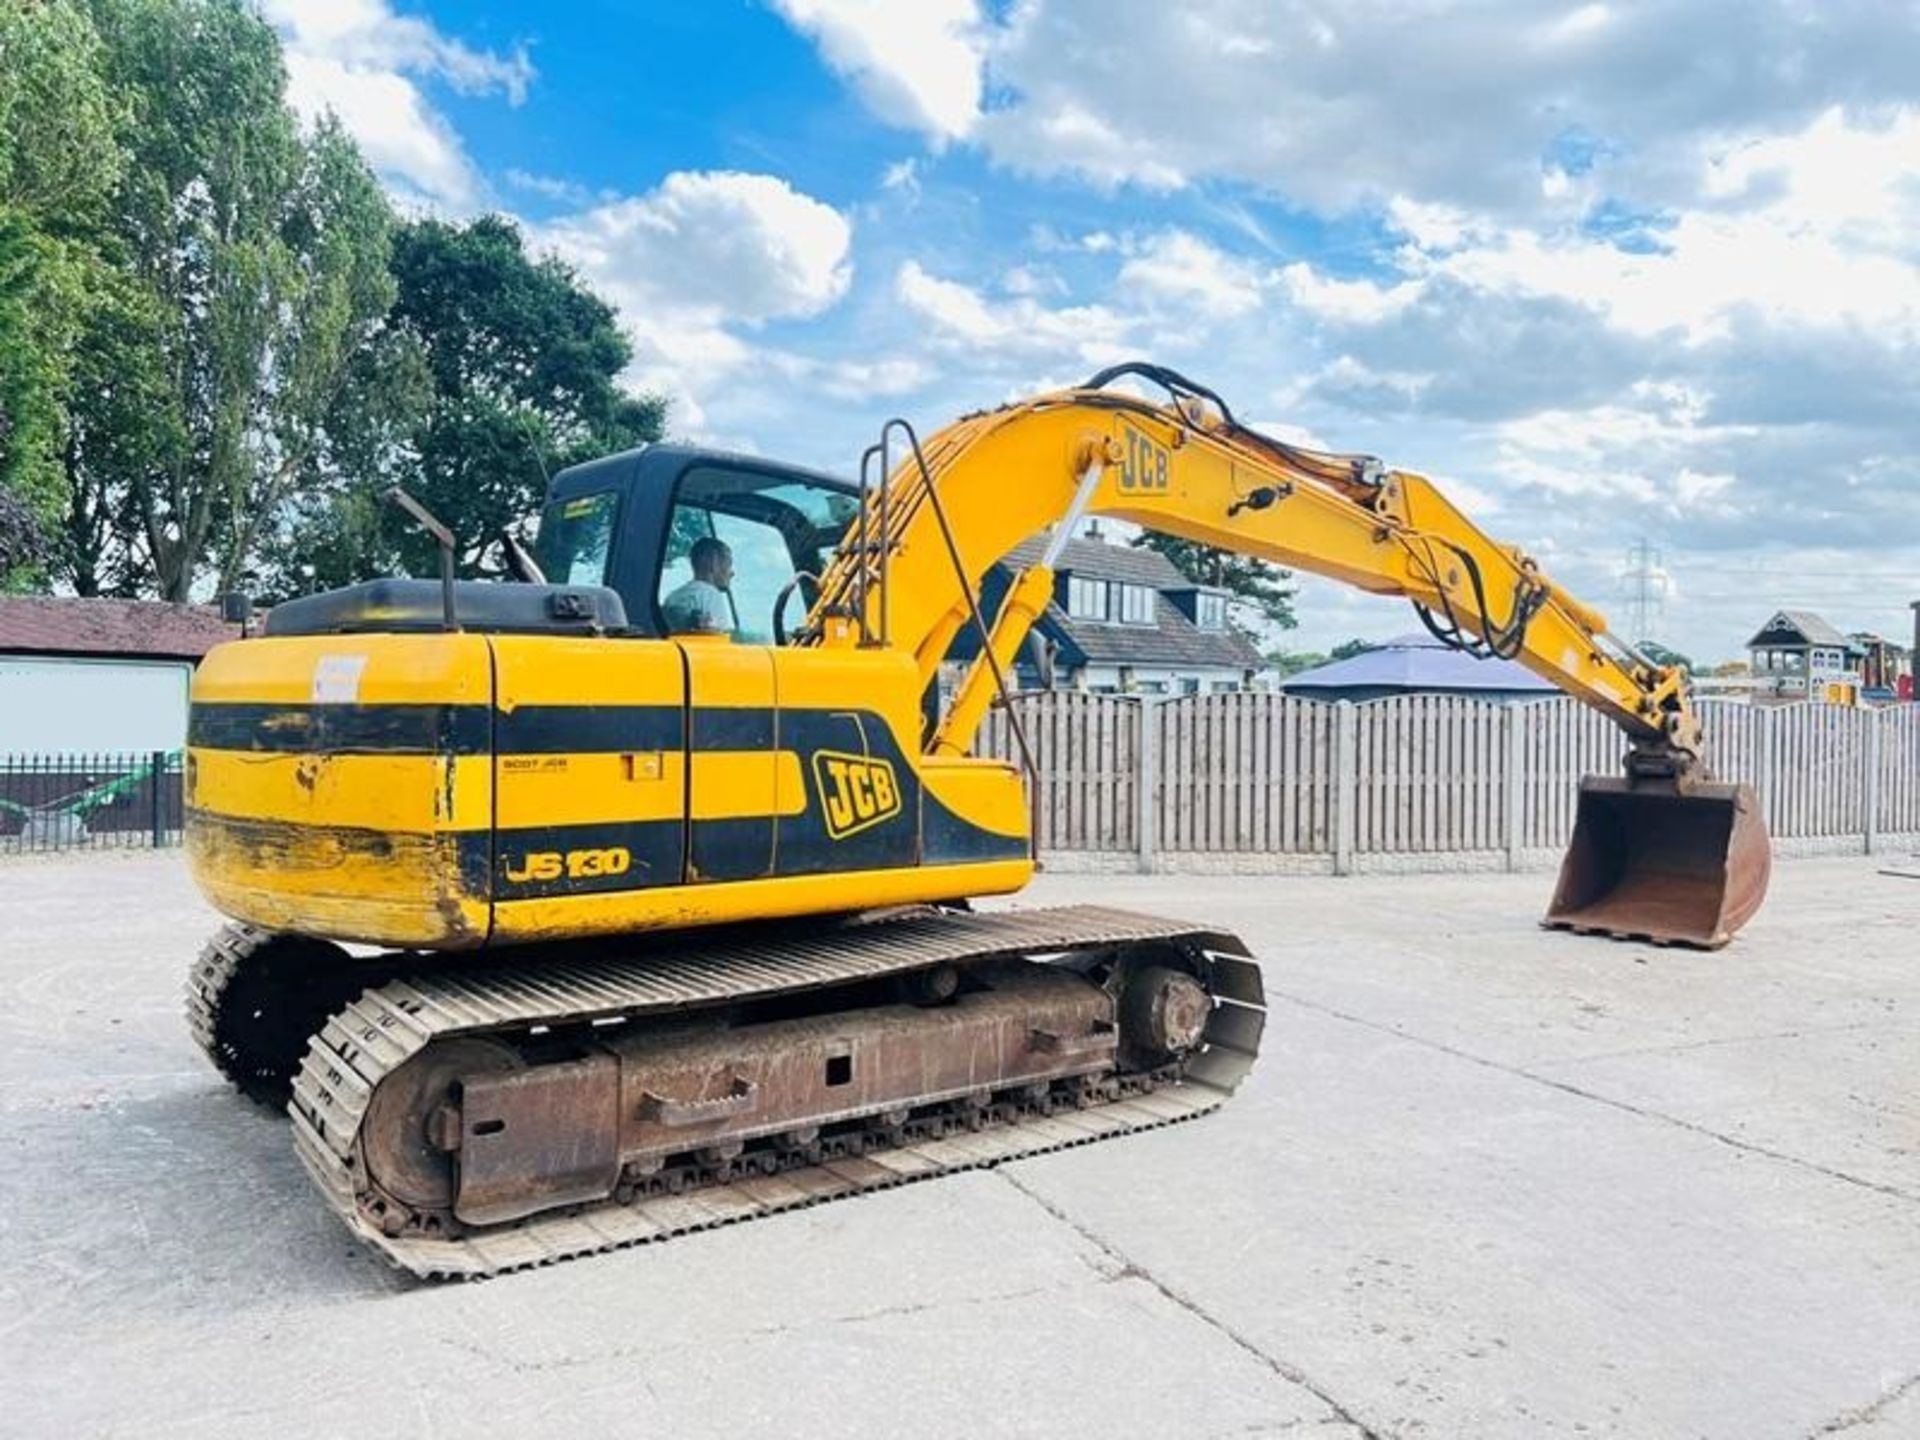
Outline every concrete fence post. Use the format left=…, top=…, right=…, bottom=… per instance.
left=1864, top=711, right=1882, bottom=856
left=1136, top=697, right=1158, bottom=874
left=1333, top=700, right=1357, bottom=876
left=1504, top=705, right=1526, bottom=872
left=1758, top=707, right=1779, bottom=835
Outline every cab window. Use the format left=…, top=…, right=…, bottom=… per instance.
left=533, top=490, right=618, bottom=586
left=658, top=467, right=859, bottom=643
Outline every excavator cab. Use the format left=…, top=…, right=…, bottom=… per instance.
left=1546, top=776, right=1772, bottom=948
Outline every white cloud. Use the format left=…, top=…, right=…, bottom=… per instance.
left=894, top=260, right=1136, bottom=366
left=504, top=169, right=594, bottom=206
left=770, top=0, right=986, bottom=143
left=1118, top=231, right=1267, bottom=319
left=1280, top=263, right=1418, bottom=325
left=263, top=0, right=532, bottom=211
left=974, top=1, right=1920, bottom=216
left=541, top=171, right=852, bottom=323
left=534, top=171, right=854, bottom=431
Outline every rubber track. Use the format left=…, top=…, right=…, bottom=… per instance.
left=184, top=922, right=271, bottom=1095
left=288, top=905, right=1265, bottom=1279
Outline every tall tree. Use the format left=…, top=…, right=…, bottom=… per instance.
left=57, top=0, right=397, bottom=599
left=0, top=0, right=125, bottom=589
left=272, top=215, right=665, bottom=590
left=1131, top=533, right=1298, bottom=633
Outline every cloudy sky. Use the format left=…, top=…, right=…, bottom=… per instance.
left=264, top=0, right=1919, bottom=661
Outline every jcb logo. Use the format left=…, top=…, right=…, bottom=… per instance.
left=504, top=846, right=631, bottom=884
left=812, top=750, right=901, bottom=839
left=1119, top=422, right=1170, bottom=492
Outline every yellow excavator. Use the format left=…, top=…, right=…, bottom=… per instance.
left=184, top=363, right=1770, bottom=1276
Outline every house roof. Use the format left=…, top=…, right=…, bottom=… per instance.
left=1747, top=609, right=1850, bottom=649
left=999, top=535, right=1262, bottom=672
left=1006, top=534, right=1193, bottom=589
left=1282, top=632, right=1558, bottom=695
left=0, top=597, right=240, bottom=661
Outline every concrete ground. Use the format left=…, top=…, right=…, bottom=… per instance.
left=0, top=853, right=1915, bottom=1440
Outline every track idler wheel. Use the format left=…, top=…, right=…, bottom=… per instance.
left=1118, top=964, right=1212, bottom=1067
left=360, top=1037, right=525, bottom=1235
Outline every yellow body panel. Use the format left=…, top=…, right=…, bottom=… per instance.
left=188, top=634, right=495, bottom=946
left=495, top=751, right=684, bottom=829
left=188, top=749, right=489, bottom=832
left=186, top=630, right=1032, bottom=950
left=490, top=858, right=1033, bottom=945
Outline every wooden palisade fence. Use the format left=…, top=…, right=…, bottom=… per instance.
left=980, top=694, right=1920, bottom=874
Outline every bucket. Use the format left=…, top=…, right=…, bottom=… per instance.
left=1545, top=777, right=1771, bottom=949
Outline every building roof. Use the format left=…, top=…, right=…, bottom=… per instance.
left=1006, top=534, right=1191, bottom=589
left=1282, top=633, right=1558, bottom=695
left=998, top=535, right=1263, bottom=672
left=1747, top=609, right=1850, bottom=649
left=0, top=596, right=239, bottom=661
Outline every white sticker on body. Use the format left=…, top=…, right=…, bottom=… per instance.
left=312, top=654, right=368, bottom=704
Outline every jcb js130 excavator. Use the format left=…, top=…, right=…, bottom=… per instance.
left=185, top=364, right=1770, bottom=1277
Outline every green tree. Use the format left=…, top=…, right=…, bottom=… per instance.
left=271, top=216, right=666, bottom=591
left=0, top=0, right=125, bottom=588
left=1330, top=637, right=1377, bottom=660
left=1131, top=533, right=1296, bottom=633
left=1639, top=640, right=1694, bottom=674
left=1262, top=649, right=1328, bottom=678
left=56, top=0, right=397, bottom=600
left=388, top=215, right=663, bottom=577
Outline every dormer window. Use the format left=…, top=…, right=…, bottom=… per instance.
left=1066, top=575, right=1109, bottom=621
left=1196, top=592, right=1228, bottom=630
left=1118, top=584, right=1154, bottom=625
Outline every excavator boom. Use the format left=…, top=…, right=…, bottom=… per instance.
left=809, top=362, right=1770, bottom=947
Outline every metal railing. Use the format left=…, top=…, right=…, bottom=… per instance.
left=0, top=751, right=185, bottom=853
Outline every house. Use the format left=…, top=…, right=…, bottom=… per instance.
left=1850, top=631, right=1912, bottom=702
left=0, top=597, right=239, bottom=755
left=1746, top=610, right=1868, bottom=704
left=1279, top=632, right=1559, bottom=703
left=955, top=534, right=1265, bottom=694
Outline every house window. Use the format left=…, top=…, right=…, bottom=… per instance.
left=1066, top=575, right=1109, bottom=621
left=1196, top=592, right=1228, bottom=630
left=1118, top=584, right=1154, bottom=625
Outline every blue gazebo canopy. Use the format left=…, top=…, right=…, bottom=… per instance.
left=1282, top=633, right=1558, bottom=697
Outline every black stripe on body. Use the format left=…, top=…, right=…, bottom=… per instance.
left=474, top=819, right=685, bottom=900
left=691, top=817, right=775, bottom=882
left=922, top=792, right=1030, bottom=864
left=690, top=707, right=776, bottom=750
left=495, top=705, right=684, bottom=755
left=188, top=703, right=490, bottom=755
left=189, top=702, right=685, bottom=756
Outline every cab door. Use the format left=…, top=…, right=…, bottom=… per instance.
left=679, top=639, right=779, bottom=882
left=656, top=462, right=859, bottom=882
left=488, top=633, right=687, bottom=901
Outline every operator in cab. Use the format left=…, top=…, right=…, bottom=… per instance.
left=662, top=536, right=736, bottom=636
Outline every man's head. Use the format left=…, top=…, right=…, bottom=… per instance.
left=689, top=536, right=733, bottom=590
